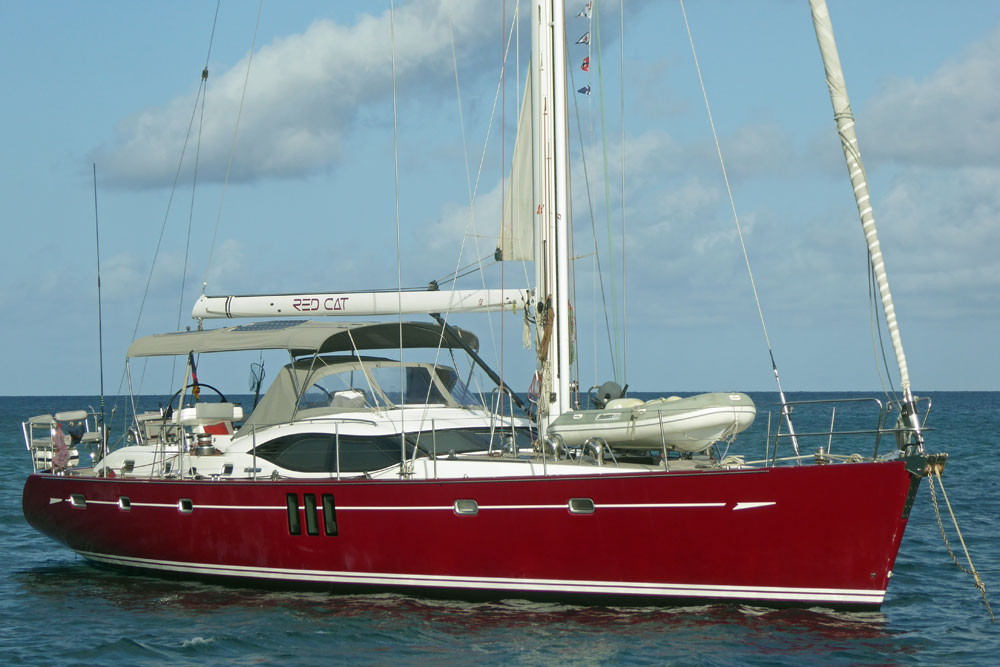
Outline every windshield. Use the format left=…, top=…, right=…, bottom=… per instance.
left=297, top=368, right=377, bottom=411
left=365, top=365, right=449, bottom=406
left=434, top=366, right=481, bottom=407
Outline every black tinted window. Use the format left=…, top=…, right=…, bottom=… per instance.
left=255, top=433, right=403, bottom=473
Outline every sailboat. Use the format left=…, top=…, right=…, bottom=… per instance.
left=21, top=0, right=945, bottom=609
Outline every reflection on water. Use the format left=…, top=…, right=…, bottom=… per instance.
left=14, top=559, right=907, bottom=665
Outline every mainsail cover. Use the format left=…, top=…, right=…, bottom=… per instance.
left=498, top=76, right=534, bottom=261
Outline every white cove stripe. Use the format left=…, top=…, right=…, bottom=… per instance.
left=75, top=550, right=885, bottom=605
left=58, top=500, right=763, bottom=512
left=733, top=502, right=776, bottom=511
left=338, top=503, right=726, bottom=511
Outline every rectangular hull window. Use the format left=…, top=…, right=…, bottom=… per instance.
left=304, top=494, right=320, bottom=536
left=322, top=494, right=339, bottom=536
left=286, top=493, right=301, bottom=535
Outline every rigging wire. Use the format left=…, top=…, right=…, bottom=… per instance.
left=201, top=0, right=263, bottom=297
left=92, top=164, right=106, bottom=457
left=567, top=29, right=617, bottom=387
left=398, top=4, right=526, bottom=447
left=501, top=0, right=506, bottom=406
left=108, top=1, right=232, bottom=435
left=868, top=249, right=902, bottom=403
left=678, top=0, right=800, bottom=455
left=389, top=0, right=406, bottom=469
left=619, top=0, right=627, bottom=386
left=442, top=4, right=524, bottom=371
left=172, top=0, right=221, bottom=391
left=434, top=255, right=500, bottom=287
left=592, top=1, right=624, bottom=383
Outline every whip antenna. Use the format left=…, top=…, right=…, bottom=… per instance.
left=92, top=164, right=107, bottom=457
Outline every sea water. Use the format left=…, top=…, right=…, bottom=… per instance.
left=2, top=392, right=997, bottom=665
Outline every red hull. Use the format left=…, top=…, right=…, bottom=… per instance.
left=22, top=461, right=918, bottom=608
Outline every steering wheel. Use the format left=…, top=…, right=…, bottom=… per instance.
left=168, top=382, right=227, bottom=409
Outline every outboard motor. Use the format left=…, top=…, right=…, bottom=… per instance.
left=591, top=381, right=627, bottom=409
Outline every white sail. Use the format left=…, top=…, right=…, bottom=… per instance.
left=498, top=76, right=535, bottom=261
left=191, top=289, right=529, bottom=319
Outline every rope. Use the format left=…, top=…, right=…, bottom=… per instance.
left=928, top=469, right=995, bottom=622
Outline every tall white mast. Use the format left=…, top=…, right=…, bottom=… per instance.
left=533, top=0, right=573, bottom=437
left=809, top=0, right=923, bottom=444
left=552, top=0, right=573, bottom=418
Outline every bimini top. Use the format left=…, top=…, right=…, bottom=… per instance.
left=126, top=320, right=479, bottom=358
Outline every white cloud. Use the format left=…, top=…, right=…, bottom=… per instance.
left=864, top=24, right=1000, bottom=167
left=92, top=0, right=498, bottom=188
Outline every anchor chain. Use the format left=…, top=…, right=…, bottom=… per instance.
left=927, top=468, right=995, bottom=622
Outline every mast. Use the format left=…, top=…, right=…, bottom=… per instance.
left=552, top=0, right=572, bottom=418
left=809, top=0, right=923, bottom=446
left=533, top=0, right=573, bottom=436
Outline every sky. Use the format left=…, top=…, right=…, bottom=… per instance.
left=1, top=0, right=998, bottom=398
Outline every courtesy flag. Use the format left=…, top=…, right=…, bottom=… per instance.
left=189, top=352, right=200, bottom=402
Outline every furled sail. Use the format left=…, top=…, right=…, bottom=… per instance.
left=497, top=76, right=534, bottom=261
left=810, top=0, right=924, bottom=445
left=809, top=1, right=909, bottom=390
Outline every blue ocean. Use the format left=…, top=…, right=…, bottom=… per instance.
left=3, top=391, right=997, bottom=665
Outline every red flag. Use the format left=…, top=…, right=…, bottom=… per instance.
left=581, top=57, right=590, bottom=72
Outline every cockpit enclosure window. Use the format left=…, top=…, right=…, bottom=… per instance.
left=409, top=427, right=533, bottom=455
left=366, top=365, right=449, bottom=406
left=296, top=368, right=376, bottom=412
left=434, top=366, right=481, bottom=407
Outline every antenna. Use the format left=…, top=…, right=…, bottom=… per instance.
left=92, top=164, right=107, bottom=457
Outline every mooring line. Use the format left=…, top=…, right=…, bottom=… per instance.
left=928, top=469, right=994, bottom=622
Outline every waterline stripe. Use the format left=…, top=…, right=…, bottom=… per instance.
left=76, top=550, right=884, bottom=604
